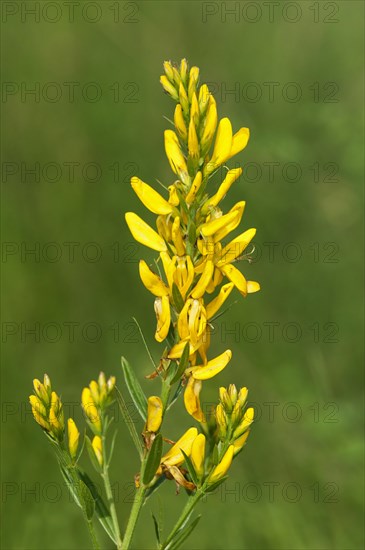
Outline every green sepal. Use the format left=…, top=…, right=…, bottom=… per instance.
left=143, top=433, right=163, bottom=486
left=121, top=356, right=148, bottom=421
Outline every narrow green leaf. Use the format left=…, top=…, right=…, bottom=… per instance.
left=170, top=342, right=190, bottom=384
left=151, top=513, right=161, bottom=545
left=121, top=356, right=148, bottom=421
left=204, top=475, right=229, bottom=493
left=172, top=283, right=184, bottom=313
left=78, top=477, right=95, bottom=521
left=59, top=464, right=82, bottom=508
left=143, top=434, right=163, bottom=485
left=107, top=429, right=118, bottom=467
left=115, top=388, right=143, bottom=458
left=180, top=449, right=198, bottom=487
left=79, top=471, right=117, bottom=544
left=145, top=473, right=167, bottom=500
left=168, top=515, right=202, bottom=550
left=167, top=380, right=184, bottom=411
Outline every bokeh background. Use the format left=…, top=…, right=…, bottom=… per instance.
left=1, top=1, right=364, bottom=549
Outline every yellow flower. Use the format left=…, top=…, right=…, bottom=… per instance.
left=191, top=433, right=206, bottom=478
left=161, top=427, right=198, bottom=467
left=174, top=104, right=187, bottom=141
left=92, top=435, right=103, bottom=467
left=81, top=387, right=102, bottom=434
left=131, top=177, right=173, bottom=215
left=184, top=377, right=204, bottom=422
left=188, top=349, right=232, bottom=380
left=125, top=212, right=167, bottom=252
left=139, top=260, right=169, bottom=297
left=233, top=407, right=254, bottom=438
left=205, top=168, right=242, bottom=209
left=164, top=130, right=189, bottom=184
left=68, top=418, right=80, bottom=460
left=154, top=295, right=171, bottom=342
left=160, top=75, right=179, bottom=101
left=146, top=396, right=163, bottom=432
left=209, top=445, right=234, bottom=483
left=233, top=430, right=251, bottom=456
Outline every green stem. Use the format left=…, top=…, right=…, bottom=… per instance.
left=121, top=485, right=147, bottom=550
left=163, top=490, right=203, bottom=548
left=85, top=517, right=100, bottom=550
left=102, top=445, right=123, bottom=549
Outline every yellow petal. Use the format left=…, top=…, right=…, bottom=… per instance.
left=206, top=282, right=234, bottom=319
left=146, top=396, right=163, bottom=432
left=131, top=177, right=173, bottom=216
left=188, top=118, right=199, bottom=159
left=213, top=201, right=246, bottom=242
left=209, top=117, right=233, bottom=171
left=68, top=418, right=80, bottom=460
left=200, top=210, right=239, bottom=238
left=247, top=281, right=261, bottom=293
left=209, top=445, right=234, bottom=483
left=92, top=435, right=103, bottom=467
left=168, top=340, right=200, bottom=359
left=208, top=168, right=242, bottom=208
left=184, top=377, right=205, bottom=422
left=161, top=427, right=198, bottom=467
left=233, top=430, right=250, bottom=456
left=164, top=130, right=188, bottom=179
left=216, top=228, right=256, bottom=267
left=186, top=171, right=203, bottom=204
left=220, top=263, right=247, bottom=296
left=125, top=212, right=167, bottom=252
left=174, top=104, right=187, bottom=141
left=191, top=349, right=232, bottom=380
left=154, top=295, right=171, bottom=342
left=171, top=217, right=185, bottom=256
left=191, top=433, right=206, bottom=477
left=198, top=84, right=210, bottom=114
left=201, top=95, right=217, bottom=150
left=179, top=82, right=189, bottom=114
left=230, top=128, right=250, bottom=158
left=139, top=260, right=169, bottom=297
left=190, top=260, right=214, bottom=299
left=160, top=75, right=179, bottom=101
left=233, top=407, right=254, bottom=438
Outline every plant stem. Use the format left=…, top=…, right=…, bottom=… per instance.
left=102, top=450, right=123, bottom=549
left=121, top=485, right=147, bottom=550
left=162, top=490, right=203, bottom=548
left=85, top=517, right=100, bottom=550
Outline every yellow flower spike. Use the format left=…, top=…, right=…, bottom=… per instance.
left=208, top=117, right=233, bottom=172
left=206, top=282, right=234, bottom=319
left=125, top=212, right=167, bottom=252
left=209, top=445, right=234, bottom=484
left=191, top=433, right=206, bottom=478
left=233, top=407, right=254, bottom=438
left=154, top=295, right=171, bottom=342
left=207, top=168, right=243, bottom=208
left=188, top=118, right=200, bottom=160
left=186, top=171, right=203, bottom=204
left=180, top=58, right=188, bottom=84
left=139, top=260, right=170, bottom=297
left=164, top=130, right=189, bottom=182
left=198, top=84, right=210, bottom=115
left=81, top=387, right=102, bottom=434
left=220, top=263, right=248, bottom=297
left=161, top=427, right=198, bottom=467
left=233, top=430, right=250, bottom=456
left=200, top=210, right=239, bottom=238
left=146, top=396, right=163, bottom=432
left=92, top=435, right=103, bottom=467
left=89, top=380, right=100, bottom=406
left=163, top=61, right=175, bottom=83
left=247, top=281, right=261, bottom=293
left=184, top=377, right=205, bottom=422
left=190, top=260, right=214, bottom=299
left=171, top=217, right=186, bottom=256
left=160, top=75, right=179, bottom=101
left=174, top=104, right=187, bottom=141
left=190, top=349, right=232, bottom=380
left=178, top=82, right=189, bottom=114
left=131, top=177, right=173, bottom=216
left=216, top=228, right=256, bottom=267
left=230, top=127, right=250, bottom=158
left=213, top=201, right=246, bottom=243
left=68, top=418, right=80, bottom=460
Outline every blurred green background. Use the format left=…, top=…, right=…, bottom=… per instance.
left=1, top=1, right=364, bottom=549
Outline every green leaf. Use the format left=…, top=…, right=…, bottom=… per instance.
left=59, top=464, right=82, bottom=509
left=167, top=515, right=202, bottom=550
left=180, top=449, right=198, bottom=487
left=107, top=429, right=118, bottom=467
left=145, top=473, right=167, bottom=500
left=172, top=283, right=184, bottom=313
left=170, top=342, right=190, bottom=384
left=79, top=471, right=117, bottom=544
left=143, top=434, right=163, bottom=485
left=167, top=380, right=184, bottom=411
left=151, top=513, right=161, bottom=545
left=121, top=356, right=148, bottom=421
left=115, top=388, right=143, bottom=458
left=78, top=477, right=95, bottom=521
left=204, top=475, right=229, bottom=493
left=85, top=435, right=102, bottom=473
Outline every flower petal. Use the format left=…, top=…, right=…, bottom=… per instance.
left=125, top=212, right=167, bottom=252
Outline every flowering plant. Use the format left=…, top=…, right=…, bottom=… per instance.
left=29, top=59, right=260, bottom=550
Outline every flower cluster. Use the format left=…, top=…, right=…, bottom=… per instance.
left=126, top=59, right=260, bottom=423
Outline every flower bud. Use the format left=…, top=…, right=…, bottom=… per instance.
left=146, top=396, right=163, bottom=433
left=92, top=436, right=103, bottom=467
left=68, top=418, right=80, bottom=460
